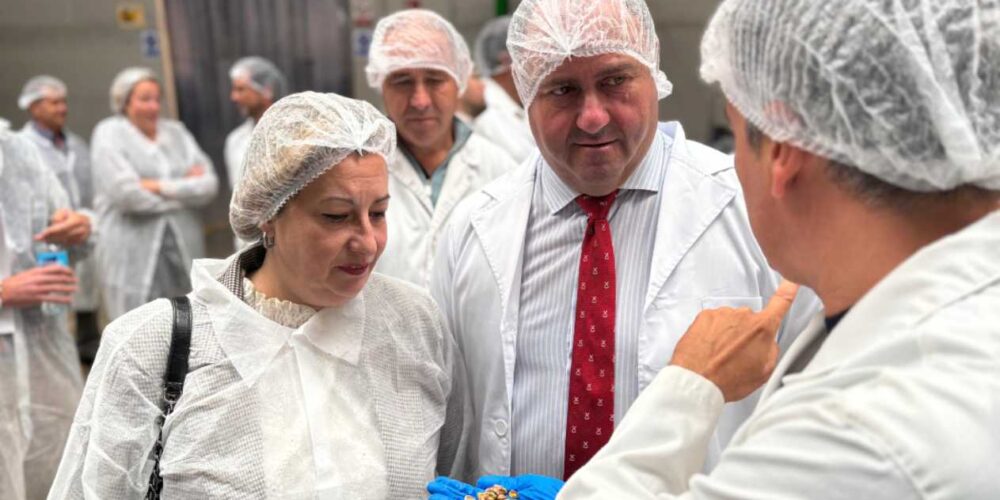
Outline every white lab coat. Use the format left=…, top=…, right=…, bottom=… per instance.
left=17, top=124, right=99, bottom=311
left=559, top=210, right=1000, bottom=499
left=49, top=249, right=470, bottom=499
left=473, top=78, right=535, bottom=164
left=376, top=132, right=517, bottom=289
left=90, top=116, right=218, bottom=320
left=0, top=130, right=83, bottom=500
left=431, top=123, right=820, bottom=478
left=224, top=118, right=255, bottom=251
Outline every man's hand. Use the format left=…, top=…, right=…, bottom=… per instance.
left=670, top=280, right=799, bottom=402
left=184, top=164, right=206, bottom=178
left=139, top=179, right=162, bottom=194
left=1, top=266, right=77, bottom=308
left=34, top=208, right=91, bottom=246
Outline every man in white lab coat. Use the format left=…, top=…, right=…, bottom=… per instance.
left=226, top=57, right=287, bottom=250
left=16, top=75, right=100, bottom=363
left=0, top=124, right=92, bottom=500
left=427, top=0, right=819, bottom=485
left=435, top=0, right=1000, bottom=498
left=472, top=16, right=535, bottom=164
left=366, top=9, right=516, bottom=288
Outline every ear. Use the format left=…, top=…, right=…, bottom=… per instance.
left=259, top=220, right=275, bottom=235
left=769, top=141, right=809, bottom=199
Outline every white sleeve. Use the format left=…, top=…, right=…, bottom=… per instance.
left=92, top=136, right=184, bottom=215
left=558, top=366, right=919, bottom=500
left=158, top=127, right=219, bottom=207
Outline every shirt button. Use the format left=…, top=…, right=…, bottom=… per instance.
left=494, top=419, right=508, bottom=437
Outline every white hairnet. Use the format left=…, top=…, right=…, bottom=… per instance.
left=365, top=9, right=473, bottom=94
left=230, top=91, right=397, bottom=241
left=701, top=0, right=1000, bottom=192
left=507, top=0, right=672, bottom=110
left=109, top=67, right=158, bottom=114
left=230, top=56, right=288, bottom=101
left=474, top=16, right=512, bottom=77
left=17, top=75, right=67, bottom=110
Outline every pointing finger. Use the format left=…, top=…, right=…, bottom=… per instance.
left=761, top=279, right=799, bottom=322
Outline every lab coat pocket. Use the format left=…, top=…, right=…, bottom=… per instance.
left=638, top=296, right=763, bottom=392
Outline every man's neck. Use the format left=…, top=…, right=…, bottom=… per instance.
left=494, top=72, right=522, bottom=108
left=803, top=196, right=999, bottom=315
left=401, top=123, right=455, bottom=177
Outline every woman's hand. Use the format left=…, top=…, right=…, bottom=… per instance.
left=184, top=164, right=206, bottom=178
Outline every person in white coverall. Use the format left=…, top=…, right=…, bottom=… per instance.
left=90, top=67, right=218, bottom=321
left=426, top=0, right=820, bottom=490
left=16, top=75, right=101, bottom=364
left=472, top=16, right=536, bottom=164
left=226, top=56, right=288, bottom=250
left=431, top=0, right=1000, bottom=498
left=366, top=9, right=517, bottom=288
left=0, top=123, right=92, bottom=500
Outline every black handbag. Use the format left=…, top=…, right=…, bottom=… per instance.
left=146, top=296, right=193, bottom=500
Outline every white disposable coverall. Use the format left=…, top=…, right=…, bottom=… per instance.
left=0, top=130, right=84, bottom=500
left=431, top=123, right=820, bottom=478
left=376, top=132, right=516, bottom=289
left=560, top=209, right=1000, bottom=499
left=473, top=78, right=535, bottom=164
left=18, top=124, right=99, bottom=311
left=90, top=116, right=218, bottom=320
left=49, top=250, right=471, bottom=498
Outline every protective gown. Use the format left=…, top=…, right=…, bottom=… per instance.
left=0, top=129, right=84, bottom=500
left=48, top=246, right=470, bottom=498
left=90, top=116, right=218, bottom=320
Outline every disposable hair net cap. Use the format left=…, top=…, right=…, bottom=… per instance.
left=475, top=16, right=513, bottom=77
left=701, top=0, right=1000, bottom=192
left=365, top=9, right=473, bottom=94
left=18, top=75, right=67, bottom=110
left=507, top=0, right=672, bottom=110
left=230, top=56, right=288, bottom=101
left=109, top=67, right=158, bottom=114
left=230, top=91, right=397, bottom=242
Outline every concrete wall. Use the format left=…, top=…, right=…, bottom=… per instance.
left=0, top=0, right=165, bottom=140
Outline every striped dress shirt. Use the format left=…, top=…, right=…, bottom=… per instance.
left=511, top=131, right=673, bottom=477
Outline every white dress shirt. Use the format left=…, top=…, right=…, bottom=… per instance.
left=511, top=132, right=672, bottom=476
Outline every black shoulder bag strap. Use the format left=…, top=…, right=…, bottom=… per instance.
left=146, top=296, right=193, bottom=500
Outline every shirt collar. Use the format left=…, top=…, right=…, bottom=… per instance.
left=31, top=121, right=65, bottom=146
left=399, top=117, right=472, bottom=179
left=540, top=130, right=670, bottom=215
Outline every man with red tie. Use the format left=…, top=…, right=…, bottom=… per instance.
left=429, top=0, right=820, bottom=489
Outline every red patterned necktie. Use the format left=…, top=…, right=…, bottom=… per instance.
left=564, top=190, right=618, bottom=479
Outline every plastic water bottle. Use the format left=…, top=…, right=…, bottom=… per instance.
left=34, top=243, right=71, bottom=316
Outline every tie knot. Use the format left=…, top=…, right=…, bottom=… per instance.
left=576, top=190, right=618, bottom=220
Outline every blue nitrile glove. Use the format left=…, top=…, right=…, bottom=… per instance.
left=475, top=474, right=565, bottom=500
left=427, top=476, right=481, bottom=500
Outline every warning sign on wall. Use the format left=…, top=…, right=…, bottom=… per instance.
left=116, top=3, right=147, bottom=30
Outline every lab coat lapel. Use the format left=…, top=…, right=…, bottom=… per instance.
left=388, top=150, right=433, bottom=215
left=432, top=140, right=478, bottom=230
left=644, top=125, right=737, bottom=311
left=756, top=312, right=825, bottom=406
left=470, top=160, right=535, bottom=402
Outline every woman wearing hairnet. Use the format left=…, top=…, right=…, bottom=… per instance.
left=49, top=92, right=470, bottom=499
left=89, top=67, right=219, bottom=321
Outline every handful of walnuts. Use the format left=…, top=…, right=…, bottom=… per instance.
left=464, top=484, right=520, bottom=500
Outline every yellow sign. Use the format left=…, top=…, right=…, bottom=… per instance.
left=116, top=3, right=147, bottom=30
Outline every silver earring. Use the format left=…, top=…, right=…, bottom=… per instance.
left=262, top=233, right=275, bottom=249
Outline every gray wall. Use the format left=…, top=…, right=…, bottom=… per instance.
left=0, top=0, right=165, bottom=141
